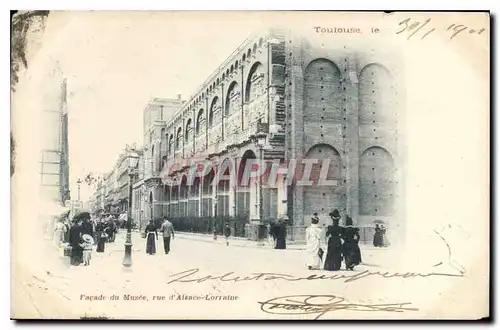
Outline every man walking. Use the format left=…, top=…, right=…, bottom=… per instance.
left=160, top=217, right=175, bottom=254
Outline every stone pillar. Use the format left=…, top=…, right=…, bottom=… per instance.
left=345, top=53, right=360, bottom=224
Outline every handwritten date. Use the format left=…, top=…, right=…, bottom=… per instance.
left=397, top=18, right=486, bottom=40
left=258, top=295, right=418, bottom=320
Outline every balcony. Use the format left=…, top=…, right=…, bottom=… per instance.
left=143, top=159, right=161, bottom=181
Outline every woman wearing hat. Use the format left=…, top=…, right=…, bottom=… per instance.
left=323, top=209, right=344, bottom=271
left=342, top=215, right=362, bottom=271
left=144, top=220, right=158, bottom=255
left=306, top=213, right=324, bottom=270
left=68, top=218, right=84, bottom=266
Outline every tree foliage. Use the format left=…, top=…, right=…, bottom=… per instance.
left=11, top=10, right=50, bottom=92
left=10, top=11, right=50, bottom=177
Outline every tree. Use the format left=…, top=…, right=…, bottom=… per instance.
left=11, top=11, right=50, bottom=177
left=11, top=10, right=50, bottom=92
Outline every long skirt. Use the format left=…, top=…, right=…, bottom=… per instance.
left=343, top=240, right=362, bottom=270
left=146, top=233, right=156, bottom=255
left=306, top=244, right=322, bottom=269
left=96, top=238, right=106, bottom=252
left=373, top=232, right=384, bottom=247
left=275, top=235, right=286, bottom=250
left=70, top=246, right=83, bottom=266
left=324, top=239, right=342, bottom=271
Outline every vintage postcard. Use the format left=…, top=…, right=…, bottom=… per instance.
left=10, top=11, right=490, bottom=320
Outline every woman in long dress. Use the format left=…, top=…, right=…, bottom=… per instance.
left=145, top=220, right=158, bottom=255
left=324, top=210, right=343, bottom=271
left=342, top=215, right=362, bottom=271
left=373, top=224, right=382, bottom=247
left=306, top=214, right=323, bottom=270
left=273, top=220, right=287, bottom=250
left=96, top=222, right=107, bottom=253
left=69, top=220, right=83, bottom=266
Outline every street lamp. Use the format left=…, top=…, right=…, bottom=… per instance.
left=123, top=149, right=140, bottom=268
left=76, top=178, right=82, bottom=201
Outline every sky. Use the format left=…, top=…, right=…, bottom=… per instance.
left=28, top=11, right=269, bottom=201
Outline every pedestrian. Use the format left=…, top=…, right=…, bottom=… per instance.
left=160, top=217, right=175, bottom=254
left=341, top=215, right=362, bottom=271
left=380, top=225, right=387, bottom=247
left=267, top=222, right=274, bottom=246
left=80, top=213, right=94, bottom=238
left=96, top=227, right=108, bottom=253
left=373, top=224, right=383, bottom=247
left=324, top=209, right=343, bottom=271
left=306, top=214, right=323, bottom=270
left=53, top=219, right=67, bottom=246
left=69, top=218, right=84, bottom=266
left=224, top=222, right=231, bottom=246
left=106, top=220, right=116, bottom=243
left=144, top=220, right=158, bottom=255
left=80, top=234, right=94, bottom=266
left=272, top=218, right=287, bottom=250
left=213, top=226, right=218, bottom=241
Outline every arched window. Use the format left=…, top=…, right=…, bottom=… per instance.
left=175, top=127, right=182, bottom=149
left=230, top=65, right=234, bottom=73
left=245, top=62, right=264, bottom=102
left=252, top=43, right=257, bottom=53
left=247, top=49, right=251, bottom=57
left=185, top=119, right=192, bottom=142
left=242, top=54, right=246, bottom=62
left=168, top=134, right=174, bottom=154
left=235, top=60, right=239, bottom=68
left=225, top=82, right=240, bottom=116
left=208, top=96, right=219, bottom=127
left=196, top=109, right=204, bottom=135
left=258, top=38, right=263, bottom=47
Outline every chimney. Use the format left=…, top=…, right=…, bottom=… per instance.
left=177, top=94, right=182, bottom=101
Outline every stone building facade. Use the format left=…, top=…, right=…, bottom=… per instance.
left=140, top=28, right=405, bottom=242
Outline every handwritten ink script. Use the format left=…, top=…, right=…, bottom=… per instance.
left=397, top=17, right=487, bottom=40
left=258, top=295, right=418, bottom=320
left=167, top=268, right=464, bottom=285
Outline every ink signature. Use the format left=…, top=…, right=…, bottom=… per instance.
left=167, top=268, right=463, bottom=285
left=258, top=295, right=418, bottom=320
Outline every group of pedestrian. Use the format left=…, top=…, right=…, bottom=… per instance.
left=68, top=212, right=96, bottom=266
left=63, top=212, right=121, bottom=266
left=373, top=223, right=388, bottom=247
left=306, top=209, right=362, bottom=271
left=144, top=217, right=175, bottom=255
left=94, top=216, right=118, bottom=252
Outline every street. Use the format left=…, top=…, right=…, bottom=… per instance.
left=11, top=230, right=465, bottom=320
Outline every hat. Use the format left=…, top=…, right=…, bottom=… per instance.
left=73, top=211, right=91, bottom=222
left=329, top=209, right=341, bottom=220
left=82, top=234, right=94, bottom=244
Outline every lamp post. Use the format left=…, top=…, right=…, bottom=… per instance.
left=123, top=149, right=140, bottom=268
left=76, top=179, right=82, bottom=201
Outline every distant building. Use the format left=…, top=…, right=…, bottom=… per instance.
left=137, top=28, right=405, bottom=241
left=39, top=72, right=70, bottom=206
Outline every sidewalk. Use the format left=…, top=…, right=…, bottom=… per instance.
left=175, top=231, right=299, bottom=249
left=171, top=231, right=391, bottom=252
